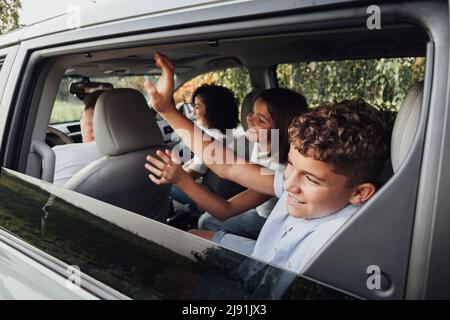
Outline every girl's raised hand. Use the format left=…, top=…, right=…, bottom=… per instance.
left=144, top=52, right=176, bottom=115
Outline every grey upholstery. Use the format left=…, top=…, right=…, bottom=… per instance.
left=391, top=82, right=423, bottom=173
left=65, top=88, right=171, bottom=222
left=94, top=88, right=164, bottom=156
left=31, top=140, right=56, bottom=183
left=201, top=169, right=246, bottom=201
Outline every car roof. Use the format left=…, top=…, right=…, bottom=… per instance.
left=0, top=0, right=375, bottom=48
left=59, top=24, right=427, bottom=81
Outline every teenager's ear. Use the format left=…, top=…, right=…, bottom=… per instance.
left=349, top=183, right=376, bottom=205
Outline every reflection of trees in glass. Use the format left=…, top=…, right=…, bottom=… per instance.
left=0, top=170, right=243, bottom=299
left=0, top=154, right=369, bottom=301
left=0, top=170, right=353, bottom=299
left=191, top=247, right=254, bottom=299
left=192, top=246, right=352, bottom=300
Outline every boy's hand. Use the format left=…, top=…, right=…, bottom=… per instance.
left=145, top=149, right=186, bottom=185
left=144, top=52, right=176, bottom=115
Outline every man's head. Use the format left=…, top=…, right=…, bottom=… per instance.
left=285, top=100, right=390, bottom=219
left=81, top=90, right=106, bottom=143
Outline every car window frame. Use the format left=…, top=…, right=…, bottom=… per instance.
left=0, top=46, right=18, bottom=103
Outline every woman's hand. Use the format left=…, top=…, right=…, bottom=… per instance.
left=145, top=149, right=187, bottom=185
left=144, top=52, right=177, bottom=115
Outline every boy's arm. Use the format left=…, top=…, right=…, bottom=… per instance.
left=146, top=150, right=273, bottom=220
left=144, top=53, right=275, bottom=196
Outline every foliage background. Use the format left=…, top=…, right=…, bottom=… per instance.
left=52, top=58, right=424, bottom=124
left=0, top=0, right=21, bottom=34
left=173, top=68, right=252, bottom=106
left=277, top=58, right=426, bottom=111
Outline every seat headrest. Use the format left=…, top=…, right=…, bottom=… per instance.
left=94, top=88, right=163, bottom=156
left=240, top=90, right=260, bottom=131
left=391, top=81, right=423, bottom=173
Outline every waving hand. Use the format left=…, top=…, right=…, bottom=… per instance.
left=144, top=52, right=176, bottom=114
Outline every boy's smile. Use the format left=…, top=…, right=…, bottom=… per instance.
left=284, top=146, right=357, bottom=219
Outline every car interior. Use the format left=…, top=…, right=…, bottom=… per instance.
left=6, top=17, right=430, bottom=298
left=39, top=25, right=426, bottom=202
left=63, top=88, right=172, bottom=222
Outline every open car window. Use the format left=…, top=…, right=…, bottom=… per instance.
left=174, top=67, right=251, bottom=106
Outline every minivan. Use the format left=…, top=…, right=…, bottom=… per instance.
left=0, top=0, right=449, bottom=300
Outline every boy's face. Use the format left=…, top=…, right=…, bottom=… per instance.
left=284, top=146, right=356, bottom=219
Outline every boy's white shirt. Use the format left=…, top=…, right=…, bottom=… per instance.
left=251, top=168, right=359, bottom=273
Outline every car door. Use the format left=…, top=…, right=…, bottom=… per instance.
left=0, top=167, right=354, bottom=299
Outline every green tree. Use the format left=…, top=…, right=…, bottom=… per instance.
left=174, top=68, right=251, bottom=106
left=277, top=57, right=425, bottom=112
left=0, top=0, right=21, bottom=34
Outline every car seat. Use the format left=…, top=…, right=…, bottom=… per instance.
left=64, top=88, right=172, bottom=222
